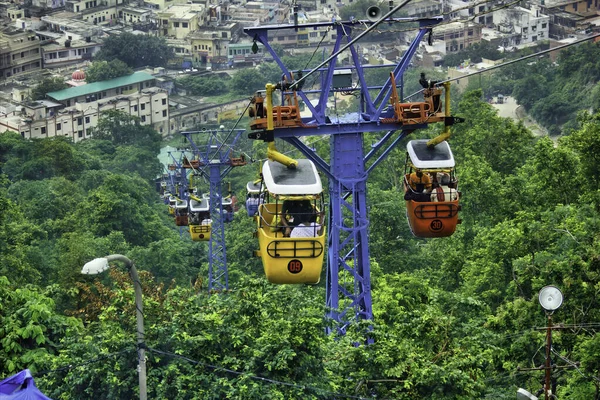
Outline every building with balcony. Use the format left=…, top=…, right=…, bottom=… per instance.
left=158, top=4, right=204, bottom=39
left=0, top=27, right=42, bottom=79
left=0, top=87, right=169, bottom=141
left=431, top=21, right=483, bottom=54
left=42, top=37, right=102, bottom=68
left=493, top=6, right=550, bottom=45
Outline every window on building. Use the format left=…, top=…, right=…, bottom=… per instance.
left=56, top=123, right=62, bottom=131
left=542, top=23, right=547, bottom=28
left=78, top=117, right=83, bottom=126
left=78, top=130, right=83, bottom=138
left=133, top=105, right=138, bottom=111
left=85, top=116, right=90, bottom=123
left=141, top=103, right=146, bottom=110
left=141, top=115, right=146, bottom=122
left=174, top=22, right=179, bottom=27
left=182, top=22, right=188, bottom=28
left=162, top=110, right=167, bottom=117
left=41, top=127, right=46, bottom=134
left=162, top=98, right=166, bottom=105
left=222, top=32, right=227, bottom=38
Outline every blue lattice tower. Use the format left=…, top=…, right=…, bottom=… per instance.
left=181, top=129, right=246, bottom=292
left=245, top=16, right=456, bottom=335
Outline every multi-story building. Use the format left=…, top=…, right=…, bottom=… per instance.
left=0, top=73, right=170, bottom=141
left=42, top=37, right=102, bottom=68
left=493, top=6, right=550, bottom=45
left=158, top=4, right=204, bottom=39
left=0, top=27, right=43, bottom=79
left=431, top=21, right=483, bottom=53
left=46, top=71, right=157, bottom=106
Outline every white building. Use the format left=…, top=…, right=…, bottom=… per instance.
left=0, top=72, right=170, bottom=141
left=493, top=6, right=550, bottom=45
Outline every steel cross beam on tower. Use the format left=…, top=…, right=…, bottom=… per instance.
left=181, top=129, right=246, bottom=292
left=245, top=17, right=443, bottom=335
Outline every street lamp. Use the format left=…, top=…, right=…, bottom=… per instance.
left=82, top=254, right=147, bottom=400
left=538, top=285, right=563, bottom=400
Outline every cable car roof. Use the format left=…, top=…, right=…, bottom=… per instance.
left=407, top=140, right=455, bottom=169
left=262, top=159, right=323, bottom=195
left=190, top=198, right=209, bottom=212
left=247, top=181, right=262, bottom=193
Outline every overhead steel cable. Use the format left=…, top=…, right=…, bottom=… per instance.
left=406, top=32, right=600, bottom=99
left=288, top=0, right=415, bottom=91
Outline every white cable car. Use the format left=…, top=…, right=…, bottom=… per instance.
left=256, top=159, right=326, bottom=284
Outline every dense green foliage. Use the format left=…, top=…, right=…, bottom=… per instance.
left=31, top=77, right=68, bottom=101
left=95, top=33, right=173, bottom=68
left=467, top=41, right=600, bottom=135
left=2, top=46, right=600, bottom=399
left=85, top=60, right=133, bottom=83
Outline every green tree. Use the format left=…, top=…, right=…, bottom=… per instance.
left=229, top=68, right=268, bottom=94
left=31, top=77, right=67, bottom=101
left=95, top=33, right=173, bottom=68
left=85, top=60, right=133, bottom=83
left=91, top=110, right=162, bottom=152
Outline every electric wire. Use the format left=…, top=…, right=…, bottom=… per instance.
left=406, top=32, right=600, bottom=99
left=147, top=347, right=373, bottom=399
left=35, top=348, right=135, bottom=377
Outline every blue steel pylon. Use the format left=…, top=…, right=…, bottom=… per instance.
left=181, top=129, right=246, bottom=292
left=244, top=16, right=445, bottom=335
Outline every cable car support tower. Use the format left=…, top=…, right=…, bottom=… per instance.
left=245, top=11, right=461, bottom=335
left=181, top=129, right=246, bottom=292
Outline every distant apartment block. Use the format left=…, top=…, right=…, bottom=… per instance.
left=158, top=4, right=204, bottom=39
left=494, top=6, right=550, bottom=45
left=0, top=27, right=43, bottom=79
left=0, top=72, right=170, bottom=141
left=432, top=21, right=483, bottom=53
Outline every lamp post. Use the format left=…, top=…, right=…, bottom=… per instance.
left=538, top=285, right=563, bottom=400
left=82, top=254, right=147, bottom=400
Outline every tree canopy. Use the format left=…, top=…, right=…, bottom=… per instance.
left=3, top=45, right=600, bottom=399
left=94, top=33, right=174, bottom=68
left=85, top=60, right=133, bottom=83
left=31, top=77, right=67, bottom=101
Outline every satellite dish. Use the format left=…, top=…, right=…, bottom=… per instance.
left=538, top=285, right=563, bottom=311
left=517, top=388, right=538, bottom=400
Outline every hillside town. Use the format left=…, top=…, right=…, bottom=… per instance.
left=0, top=0, right=599, bottom=140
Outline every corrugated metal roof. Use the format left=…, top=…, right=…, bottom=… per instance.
left=47, top=71, right=155, bottom=101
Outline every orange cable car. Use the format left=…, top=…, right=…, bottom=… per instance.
left=403, top=139, right=461, bottom=238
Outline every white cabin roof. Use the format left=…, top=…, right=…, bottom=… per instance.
left=406, top=140, right=455, bottom=169
left=189, top=198, right=209, bottom=212
left=246, top=180, right=262, bottom=194
left=262, top=159, right=323, bottom=196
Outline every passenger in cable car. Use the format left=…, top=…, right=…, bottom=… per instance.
left=199, top=211, right=211, bottom=225
left=431, top=173, right=458, bottom=202
left=290, top=210, right=325, bottom=238
left=407, top=170, right=433, bottom=201
left=280, top=199, right=314, bottom=236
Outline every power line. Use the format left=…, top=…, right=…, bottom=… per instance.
left=146, top=347, right=373, bottom=399
left=406, top=32, right=600, bottom=99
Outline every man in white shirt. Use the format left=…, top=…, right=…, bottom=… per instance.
left=290, top=211, right=324, bottom=238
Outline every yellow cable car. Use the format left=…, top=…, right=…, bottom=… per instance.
left=403, top=140, right=460, bottom=238
left=188, top=195, right=211, bottom=241
left=256, top=159, right=326, bottom=284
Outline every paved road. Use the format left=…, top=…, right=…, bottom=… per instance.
left=491, top=96, right=547, bottom=137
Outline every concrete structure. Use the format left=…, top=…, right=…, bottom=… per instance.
left=431, top=21, right=483, bottom=53
left=46, top=71, right=156, bottom=105
left=158, top=4, right=205, bottom=39
left=0, top=87, right=169, bottom=141
left=42, top=37, right=102, bottom=67
left=493, top=6, right=550, bottom=45
left=0, top=27, right=43, bottom=79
